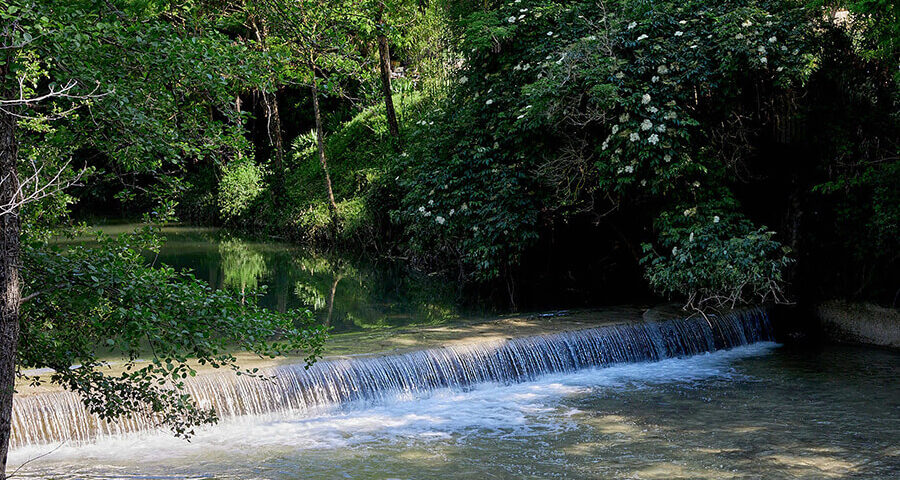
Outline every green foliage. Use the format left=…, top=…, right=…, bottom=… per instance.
left=3, top=0, right=328, bottom=444
left=276, top=92, right=427, bottom=238
left=252, top=0, right=373, bottom=92
left=19, top=224, right=326, bottom=438
left=395, top=0, right=814, bottom=303
left=814, top=0, right=899, bottom=80
left=218, top=160, right=266, bottom=219
left=642, top=202, right=792, bottom=310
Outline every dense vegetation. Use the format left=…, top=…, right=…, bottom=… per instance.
left=0, top=0, right=897, bottom=477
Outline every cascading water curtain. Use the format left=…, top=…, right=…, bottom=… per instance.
left=12, top=307, right=773, bottom=449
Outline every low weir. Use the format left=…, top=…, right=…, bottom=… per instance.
left=12, top=308, right=773, bottom=449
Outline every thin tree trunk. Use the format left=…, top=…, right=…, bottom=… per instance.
left=324, top=274, right=342, bottom=328
left=250, top=17, right=286, bottom=204
left=377, top=19, right=400, bottom=140
left=310, top=73, right=338, bottom=219
left=266, top=90, right=285, bottom=203
left=234, top=95, right=243, bottom=163
left=0, top=89, right=21, bottom=480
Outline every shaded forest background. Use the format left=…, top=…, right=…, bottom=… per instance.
left=23, top=0, right=900, bottom=311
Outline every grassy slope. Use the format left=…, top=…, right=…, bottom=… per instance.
left=280, top=91, right=425, bottom=239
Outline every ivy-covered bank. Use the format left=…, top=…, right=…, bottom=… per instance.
left=398, top=0, right=812, bottom=309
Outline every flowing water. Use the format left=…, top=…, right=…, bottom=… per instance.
left=15, top=226, right=899, bottom=478
left=11, top=309, right=900, bottom=478
left=13, top=309, right=770, bottom=448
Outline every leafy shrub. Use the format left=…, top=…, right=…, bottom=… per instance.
left=218, top=160, right=265, bottom=219
left=642, top=204, right=792, bottom=310
left=397, top=0, right=811, bottom=299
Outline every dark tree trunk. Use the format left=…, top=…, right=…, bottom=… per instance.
left=265, top=89, right=286, bottom=204
left=310, top=73, right=338, bottom=218
left=250, top=17, right=285, bottom=205
left=377, top=28, right=400, bottom=140
left=0, top=93, right=21, bottom=480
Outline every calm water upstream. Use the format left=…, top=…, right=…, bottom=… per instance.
left=11, top=343, right=899, bottom=479
left=64, top=224, right=466, bottom=332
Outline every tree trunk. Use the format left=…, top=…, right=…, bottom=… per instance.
left=264, top=90, right=286, bottom=204
left=249, top=17, right=285, bottom=205
left=376, top=7, right=400, bottom=140
left=377, top=26, right=400, bottom=140
left=324, top=274, right=342, bottom=328
left=310, top=74, right=338, bottom=219
left=0, top=95, right=21, bottom=480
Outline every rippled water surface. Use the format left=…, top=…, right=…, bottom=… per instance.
left=11, top=343, right=899, bottom=479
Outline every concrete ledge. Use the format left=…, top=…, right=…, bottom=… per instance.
left=816, top=301, right=900, bottom=349
left=17, top=306, right=651, bottom=396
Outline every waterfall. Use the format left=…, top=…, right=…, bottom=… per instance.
left=12, top=308, right=773, bottom=449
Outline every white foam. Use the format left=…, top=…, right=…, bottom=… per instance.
left=10, top=342, right=777, bottom=469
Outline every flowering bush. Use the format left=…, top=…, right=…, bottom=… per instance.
left=398, top=0, right=815, bottom=305
left=642, top=200, right=793, bottom=310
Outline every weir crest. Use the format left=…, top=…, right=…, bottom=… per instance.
left=12, top=308, right=773, bottom=449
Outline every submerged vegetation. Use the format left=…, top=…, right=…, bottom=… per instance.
left=0, top=0, right=897, bottom=477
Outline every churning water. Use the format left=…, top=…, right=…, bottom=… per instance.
left=13, top=309, right=771, bottom=449
left=11, top=308, right=900, bottom=479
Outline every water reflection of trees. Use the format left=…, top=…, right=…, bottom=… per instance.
left=218, top=238, right=268, bottom=301
left=290, top=253, right=460, bottom=331
left=162, top=228, right=463, bottom=332
left=294, top=255, right=364, bottom=328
